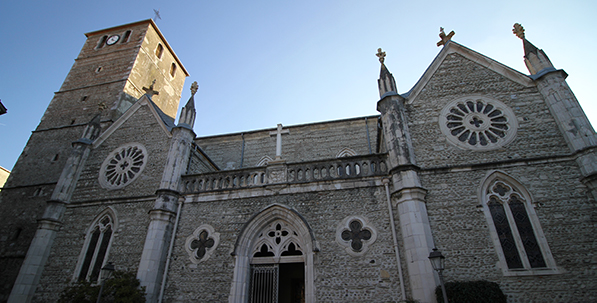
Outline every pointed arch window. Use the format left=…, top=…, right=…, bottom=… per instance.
left=77, top=212, right=115, bottom=281
left=481, top=173, right=560, bottom=276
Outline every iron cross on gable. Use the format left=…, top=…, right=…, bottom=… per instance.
left=269, top=124, right=290, bottom=161
left=142, top=79, right=160, bottom=97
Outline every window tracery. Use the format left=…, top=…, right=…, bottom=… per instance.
left=439, top=96, right=518, bottom=150
left=251, top=221, right=304, bottom=264
left=480, top=173, right=559, bottom=275
left=76, top=211, right=115, bottom=282
left=99, top=143, right=147, bottom=190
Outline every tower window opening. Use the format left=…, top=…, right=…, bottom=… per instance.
left=170, top=63, right=177, bottom=77
left=96, top=35, right=107, bottom=49
left=12, top=228, right=22, bottom=241
left=122, top=30, right=131, bottom=43
left=156, top=44, right=164, bottom=59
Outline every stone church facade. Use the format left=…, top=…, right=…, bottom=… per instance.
left=1, top=20, right=596, bottom=303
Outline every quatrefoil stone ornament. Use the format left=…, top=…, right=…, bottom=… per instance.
left=185, top=224, right=220, bottom=264
left=336, top=216, right=377, bottom=256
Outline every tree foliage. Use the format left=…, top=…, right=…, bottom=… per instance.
left=58, top=271, right=146, bottom=303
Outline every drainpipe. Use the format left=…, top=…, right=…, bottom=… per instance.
left=158, top=197, right=184, bottom=303
left=383, top=178, right=406, bottom=301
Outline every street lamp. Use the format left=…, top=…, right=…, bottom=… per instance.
left=96, top=262, right=115, bottom=303
left=428, top=248, right=449, bottom=303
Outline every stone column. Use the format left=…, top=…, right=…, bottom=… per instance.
left=9, top=116, right=100, bottom=303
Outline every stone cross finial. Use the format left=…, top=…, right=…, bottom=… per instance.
left=190, top=81, right=199, bottom=96
left=376, top=48, right=386, bottom=64
left=437, top=27, right=455, bottom=47
left=513, top=23, right=525, bottom=39
left=142, top=79, right=160, bottom=97
left=269, top=124, right=290, bottom=161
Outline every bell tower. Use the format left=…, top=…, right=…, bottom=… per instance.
left=0, top=20, right=188, bottom=302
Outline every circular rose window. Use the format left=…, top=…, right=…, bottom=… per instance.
left=439, top=96, right=517, bottom=150
left=99, top=143, right=148, bottom=189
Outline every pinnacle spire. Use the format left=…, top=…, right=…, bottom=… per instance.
left=178, top=81, right=197, bottom=128
left=376, top=48, right=397, bottom=98
left=513, top=23, right=554, bottom=75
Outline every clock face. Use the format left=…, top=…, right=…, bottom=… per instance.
left=106, top=35, right=120, bottom=45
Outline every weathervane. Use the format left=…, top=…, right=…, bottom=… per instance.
left=513, top=23, right=525, bottom=39
left=437, top=27, right=455, bottom=47
left=376, top=48, right=386, bottom=64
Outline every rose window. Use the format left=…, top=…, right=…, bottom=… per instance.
left=439, top=96, right=517, bottom=150
left=99, top=143, right=147, bottom=189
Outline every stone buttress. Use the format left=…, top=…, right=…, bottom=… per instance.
left=137, top=84, right=197, bottom=303
left=375, top=49, right=437, bottom=303
left=513, top=24, right=597, bottom=200
left=8, top=115, right=102, bottom=303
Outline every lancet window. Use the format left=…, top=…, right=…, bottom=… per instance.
left=481, top=173, right=559, bottom=275
left=77, top=213, right=114, bottom=281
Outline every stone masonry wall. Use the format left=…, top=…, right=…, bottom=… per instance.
left=71, top=104, right=171, bottom=202
left=407, top=53, right=570, bottom=169
left=33, top=199, right=155, bottom=302
left=406, top=52, right=597, bottom=302
left=421, top=161, right=597, bottom=303
left=165, top=185, right=404, bottom=302
left=196, top=116, right=379, bottom=170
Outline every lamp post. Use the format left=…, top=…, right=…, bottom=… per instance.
left=96, top=262, right=115, bottom=303
left=428, top=248, right=449, bottom=303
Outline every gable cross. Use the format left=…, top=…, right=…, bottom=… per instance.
left=437, top=27, right=455, bottom=47
left=269, top=123, right=290, bottom=161
left=142, top=79, right=160, bottom=97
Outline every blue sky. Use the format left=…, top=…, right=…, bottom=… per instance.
left=1, top=1, right=596, bottom=171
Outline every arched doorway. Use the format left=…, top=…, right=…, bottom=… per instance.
left=230, top=204, right=317, bottom=303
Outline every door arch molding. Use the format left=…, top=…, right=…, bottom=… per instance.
left=229, top=204, right=319, bottom=303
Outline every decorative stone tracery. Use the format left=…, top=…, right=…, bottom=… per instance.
left=336, top=216, right=377, bottom=256
left=439, top=96, right=518, bottom=150
left=251, top=221, right=304, bottom=264
left=185, top=224, right=220, bottom=264
left=99, top=143, right=148, bottom=189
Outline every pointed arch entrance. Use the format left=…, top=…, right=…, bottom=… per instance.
left=229, top=204, right=318, bottom=303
